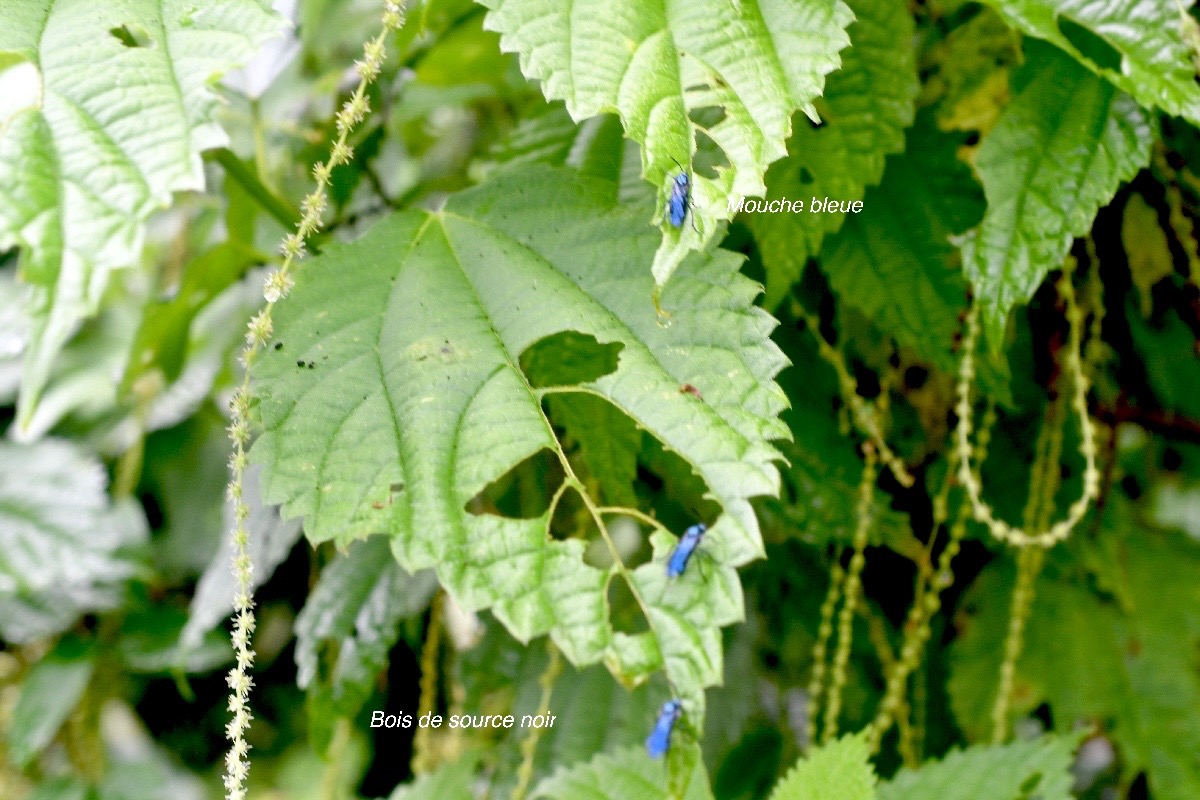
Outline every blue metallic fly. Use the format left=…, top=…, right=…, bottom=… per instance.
left=645, top=699, right=683, bottom=758
left=666, top=157, right=699, bottom=230
left=667, top=523, right=706, bottom=578
left=666, top=169, right=690, bottom=228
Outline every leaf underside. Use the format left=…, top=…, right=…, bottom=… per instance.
left=477, top=0, right=855, bottom=287
left=980, top=0, right=1200, bottom=125
left=0, top=439, right=147, bottom=643
left=252, top=166, right=789, bottom=718
left=0, top=0, right=281, bottom=433
left=961, top=42, right=1151, bottom=348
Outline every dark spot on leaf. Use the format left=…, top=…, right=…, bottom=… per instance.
left=389, top=482, right=405, bottom=493
left=964, top=132, right=981, bottom=147
left=520, top=331, right=622, bottom=388
left=296, top=360, right=305, bottom=368
left=1127, top=636, right=1142, bottom=657
left=110, top=24, right=153, bottom=48
left=680, top=383, right=702, bottom=399
left=1016, top=771, right=1043, bottom=799
left=798, top=167, right=814, bottom=185
left=274, top=342, right=283, bottom=350
left=1056, top=16, right=1122, bottom=72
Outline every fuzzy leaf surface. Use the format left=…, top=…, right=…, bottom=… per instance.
left=252, top=166, right=789, bottom=718
left=768, top=734, right=876, bottom=800
left=477, top=0, right=854, bottom=287
left=751, top=0, right=918, bottom=309
left=0, top=439, right=147, bottom=643
left=531, top=745, right=713, bottom=800
left=820, top=120, right=981, bottom=377
left=960, top=42, right=1151, bottom=348
left=0, top=0, right=281, bottom=432
left=980, top=0, right=1200, bottom=123
left=878, top=734, right=1079, bottom=800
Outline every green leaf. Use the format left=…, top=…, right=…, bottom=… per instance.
left=477, top=0, right=855, bottom=287
left=820, top=117, right=981, bottom=378
left=7, top=636, right=95, bottom=767
left=385, top=753, right=479, bottom=800
left=979, top=0, right=1200, bottom=123
left=0, top=439, right=147, bottom=643
left=960, top=42, right=1152, bottom=348
left=531, top=744, right=713, bottom=800
left=1121, top=193, right=1174, bottom=317
left=948, top=506, right=1200, bottom=800
left=483, top=105, right=653, bottom=207
left=768, top=733, right=876, bottom=800
left=252, top=165, right=788, bottom=720
left=296, top=535, right=437, bottom=747
left=750, top=0, right=919, bottom=309
left=878, top=734, right=1080, bottom=800
left=0, top=0, right=282, bottom=433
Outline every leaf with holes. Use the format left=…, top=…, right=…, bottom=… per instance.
left=960, top=42, right=1151, bottom=349
left=251, top=166, right=789, bottom=720
left=0, top=439, right=147, bottom=643
left=979, top=0, right=1200, bottom=123
left=750, top=0, right=918, bottom=310
left=477, top=0, right=854, bottom=289
left=0, top=0, right=282, bottom=434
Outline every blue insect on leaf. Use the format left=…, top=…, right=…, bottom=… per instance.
left=666, top=170, right=690, bottom=229
left=645, top=699, right=683, bottom=758
left=666, top=523, right=706, bottom=578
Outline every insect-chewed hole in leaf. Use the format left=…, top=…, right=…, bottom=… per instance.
left=519, top=330, right=622, bottom=388
left=691, top=126, right=728, bottom=181
left=1055, top=16, right=1121, bottom=73
left=607, top=577, right=650, bottom=635
left=638, top=435, right=722, bottom=525
left=582, top=514, right=648, bottom=570
left=110, top=24, right=154, bottom=48
left=463, top=448, right=561, bottom=519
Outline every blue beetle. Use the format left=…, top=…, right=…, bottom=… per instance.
left=645, top=699, right=683, bottom=758
left=667, top=523, right=706, bottom=578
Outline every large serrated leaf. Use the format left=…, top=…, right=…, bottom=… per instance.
left=0, top=0, right=282, bottom=433
left=477, top=0, right=854, bottom=287
left=768, top=734, right=876, bottom=800
left=252, top=166, right=789, bottom=719
left=750, top=0, right=918, bottom=309
left=531, top=745, right=713, bottom=800
left=0, top=439, right=147, bottom=643
left=820, top=119, right=981, bottom=378
left=947, top=505, right=1200, bottom=800
left=980, top=0, right=1200, bottom=123
left=878, top=734, right=1080, bottom=800
left=961, top=42, right=1151, bottom=348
